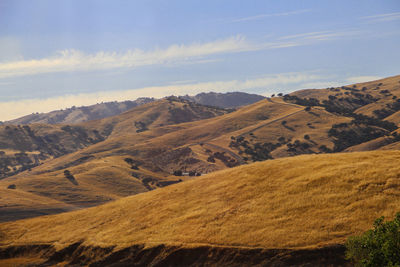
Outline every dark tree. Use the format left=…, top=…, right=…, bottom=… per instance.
left=173, top=170, right=182, bottom=176
left=7, top=184, right=16, bottom=189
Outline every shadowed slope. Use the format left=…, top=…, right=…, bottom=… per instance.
left=4, top=98, right=155, bottom=125
left=0, top=188, right=77, bottom=222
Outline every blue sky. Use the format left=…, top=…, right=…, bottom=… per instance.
left=0, top=0, right=399, bottom=120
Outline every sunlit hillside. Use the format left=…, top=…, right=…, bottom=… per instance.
left=2, top=76, right=400, bottom=223
left=1, top=150, right=399, bottom=265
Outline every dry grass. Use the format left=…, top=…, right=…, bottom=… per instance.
left=0, top=188, right=76, bottom=222
left=0, top=98, right=306, bottom=210
left=2, top=75, right=400, bottom=226
left=0, top=155, right=161, bottom=207
left=293, top=75, right=400, bottom=103
left=1, top=150, right=400, bottom=251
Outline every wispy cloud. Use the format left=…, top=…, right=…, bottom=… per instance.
left=300, top=81, right=343, bottom=89
left=300, top=75, right=384, bottom=89
left=0, top=72, right=322, bottom=121
left=0, top=36, right=253, bottom=79
left=230, top=9, right=311, bottom=23
left=0, top=30, right=362, bottom=79
left=279, top=30, right=362, bottom=42
left=361, top=12, right=400, bottom=22
left=346, top=76, right=383, bottom=84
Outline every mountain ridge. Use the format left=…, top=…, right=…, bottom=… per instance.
left=2, top=92, right=265, bottom=125
left=1, top=75, right=400, bottom=223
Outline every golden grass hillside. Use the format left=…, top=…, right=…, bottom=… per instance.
left=0, top=98, right=304, bottom=203
left=3, top=75, right=400, bottom=225
left=293, top=74, right=400, bottom=107
left=0, top=188, right=77, bottom=222
left=2, top=150, right=400, bottom=251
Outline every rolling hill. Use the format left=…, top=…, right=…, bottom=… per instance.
left=0, top=97, right=231, bottom=180
left=3, top=92, right=265, bottom=126
left=1, top=150, right=399, bottom=266
left=1, top=75, right=400, bottom=224
left=3, top=98, right=155, bottom=125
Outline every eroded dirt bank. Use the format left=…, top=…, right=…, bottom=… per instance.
left=0, top=242, right=351, bottom=266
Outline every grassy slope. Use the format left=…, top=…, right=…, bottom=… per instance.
left=2, top=75, right=400, bottom=223
left=2, top=150, right=400, bottom=251
left=0, top=99, right=231, bottom=212
left=0, top=98, right=304, bottom=206
left=293, top=75, right=400, bottom=110
left=0, top=188, right=77, bottom=222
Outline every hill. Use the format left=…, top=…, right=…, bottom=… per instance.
left=3, top=92, right=265, bottom=126
left=3, top=98, right=155, bottom=125
left=1, top=150, right=399, bottom=266
left=181, top=91, right=265, bottom=108
left=0, top=97, right=230, bottom=180
left=1, top=75, right=400, bottom=223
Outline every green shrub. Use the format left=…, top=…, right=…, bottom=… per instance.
left=345, top=213, right=400, bottom=266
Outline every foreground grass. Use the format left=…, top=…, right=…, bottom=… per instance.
left=1, top=150, right=400, bottom=250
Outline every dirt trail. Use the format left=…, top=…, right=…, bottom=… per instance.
left=237, top=98, right=305, bottom=138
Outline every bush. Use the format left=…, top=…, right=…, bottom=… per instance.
left=173, top=170, right=182, bottom=176
left=345, top=213, right=400, bottom=266
left=124, top=158, right=134, bottom=165
left=7, top=184, right=16, bottom=189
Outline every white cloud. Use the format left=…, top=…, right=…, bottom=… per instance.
left=0, top=36, right=253, bottom=79
left=299, top=75, right=384, bottom=89
left=0, top=72, right=322, bottom=121
left=300, top=81, right=343, bottom=89
left=279, top=30, right=363, bottom=42
left=0, top=31, right=361, bottom=79
left=362, top=12, right=400, bottom=22
left=230, top=9, right=311, bottom=23
left=346, top=76, right=383, bottom=84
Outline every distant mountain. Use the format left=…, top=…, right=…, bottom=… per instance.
left=4, top=92, right=265, bottom=125
left=4, top=97, right=155, bottom=125
left=2, top=75, right=400, bottom=223
left=181, top=91, right=266, bottom=108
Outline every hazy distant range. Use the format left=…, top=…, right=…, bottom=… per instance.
left=3, top=92, right=265, bottom=125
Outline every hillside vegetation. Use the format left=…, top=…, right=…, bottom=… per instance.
left=1, top=150, right=400, bottom=265
left=3, top=92, right=265, bottom=126
left=1, top=75, right=400, bottom=223
left=3, top=98, right=155, bottom=125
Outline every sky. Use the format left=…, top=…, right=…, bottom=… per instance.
left=0, top=0, right=399, bottom=121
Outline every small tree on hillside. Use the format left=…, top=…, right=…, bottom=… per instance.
left=173, top=170, right=182, bottom=176
left=345, top=213, right=400, bottom=266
